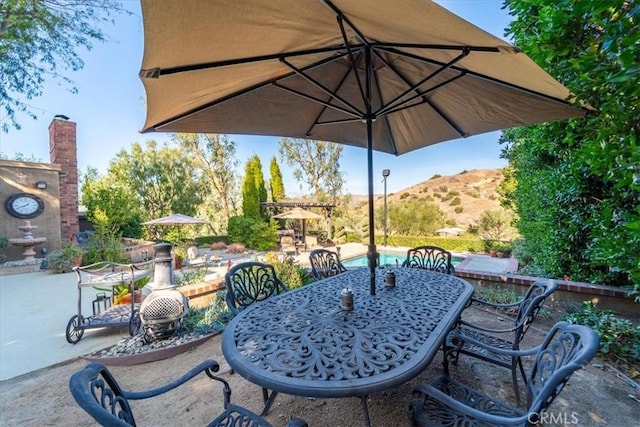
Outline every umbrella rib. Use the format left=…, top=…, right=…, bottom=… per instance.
left=140, top=45, right=352, bottom=78
left=371, top=61, right=399, bottom=155
left=273, top=82, right=361, bottom=120
left=377, top=46, right=580, bottom=108
left=337, top=15, right=366, bottom=107
left=376, top=48, right=470, bottom=116
left=279, top=56, right=363, bottom=117
left=303, top=54, right=360, bottom=137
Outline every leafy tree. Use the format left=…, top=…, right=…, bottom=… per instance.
left=501, top=0, right=639, bottom=290
left=107, top=140, right=201, bottom=235
left=81, top=166, right=142, bottom=238
left=279, top=138, right=344, bottom=202
left=475, top=210, right=514, bottom=242
left=241, top=155, right=266, bottom=220
left=0, top=0, right=127, bottom=132
left=173, top=133, right=239, bottom=233
left=382, top=199, right=449, bottom=236
left=269, top=156, right=285, bottom=202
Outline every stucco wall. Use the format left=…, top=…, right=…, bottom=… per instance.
left=0, top=160, right=62, bottom=261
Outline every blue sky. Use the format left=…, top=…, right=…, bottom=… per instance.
left=0, top=1, right=513, bottom=196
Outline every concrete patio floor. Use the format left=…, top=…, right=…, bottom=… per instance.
left=0, top=244, right=515, bottom=381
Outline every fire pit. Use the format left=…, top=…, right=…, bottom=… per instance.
left=140, top=244, right=188, bottom=341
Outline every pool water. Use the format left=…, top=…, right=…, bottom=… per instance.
left=341, top=251, right=463, bottom=268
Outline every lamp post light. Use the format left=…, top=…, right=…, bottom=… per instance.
left=382, top=169, right=390, bottom=246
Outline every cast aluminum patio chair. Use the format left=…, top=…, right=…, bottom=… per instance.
left=69, top=359, right=308, bottom=427
left=224, top=261, right=289, bottom=315
left=309, top=248, right=347, bottom=280
left=443, top=279, right=558, bottom=405
left=401, top=245, right=455, bottom=275
left=408, top=322, right=599, bottom=426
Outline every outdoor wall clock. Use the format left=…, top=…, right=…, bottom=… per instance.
left=5, top=193, right=45, bottom=219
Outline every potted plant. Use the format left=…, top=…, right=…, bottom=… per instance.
left=173, top=245, right=186, bottom=270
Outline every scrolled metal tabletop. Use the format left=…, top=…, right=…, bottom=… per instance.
left=222, top=267, right=473, bottom=398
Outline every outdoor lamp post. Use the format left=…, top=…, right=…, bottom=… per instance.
left=382, top=169, right=390, bottom=246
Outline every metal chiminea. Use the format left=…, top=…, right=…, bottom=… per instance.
left=140, top=243, right=188, bottom=341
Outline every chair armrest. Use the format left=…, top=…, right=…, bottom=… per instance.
left=456, top=319, right=521, bottom=334
left=125, top=359, right=220, bottom=400
left=449, top=330, right=541, bottom=358
left=412, top=382, right=531, bottom=426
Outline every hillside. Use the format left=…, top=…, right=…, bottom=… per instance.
left=353, top=168, right=505, bottom=229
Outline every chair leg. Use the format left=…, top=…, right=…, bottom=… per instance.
left=511, top=357, right=521, bottom=406
left=360, top=396, right=372, bottom=427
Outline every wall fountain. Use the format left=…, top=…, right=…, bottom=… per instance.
left=9, top=221, right=47, bottom=261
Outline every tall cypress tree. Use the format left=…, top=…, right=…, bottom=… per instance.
left=242, top=155, right=268, bottom=220
left=242, top=157, right=260, bottom=219
left=270, top=156, right=285, bottom=202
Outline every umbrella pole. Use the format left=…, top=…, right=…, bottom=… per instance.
left=365, top=47, right=377, bottom=296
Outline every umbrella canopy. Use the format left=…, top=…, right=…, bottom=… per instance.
left=272, top=208, right=323, bottom=248
left=142, top=213, right=208, bottom=241
left=142, top=213, right=208, bottom=226
left=139, top=0, right=588, bottom=294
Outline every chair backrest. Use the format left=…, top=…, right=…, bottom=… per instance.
left=401, top=245, right=454, bottom=274
left=512, top=279, right=558, bottom=345
left=224, top=262, right=288, bottom=314
left=309, top=249, right=347, bottom=280
left=69, top=362, right=136, bottom=426
left=525, top=322, right=599, bottom=417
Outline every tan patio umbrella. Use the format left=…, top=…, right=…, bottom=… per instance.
left=139, top=0, right=590, bottom=294
left=272, top=207, right=323, bottom=248
left=142, top=213, right=208, bottom=241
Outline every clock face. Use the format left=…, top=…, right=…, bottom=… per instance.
left=5, top=193, right=45, bottom=219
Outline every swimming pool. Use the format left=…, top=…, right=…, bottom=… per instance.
left=341, top=251, right=464, bottom=268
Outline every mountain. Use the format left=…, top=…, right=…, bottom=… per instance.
left=353, top=168, right=505, bottom=229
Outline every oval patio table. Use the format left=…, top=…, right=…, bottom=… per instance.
left=222, top=267, right=474, bottom=426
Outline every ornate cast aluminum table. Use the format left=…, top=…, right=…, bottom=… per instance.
left=221, top=267, right=474, bottom=426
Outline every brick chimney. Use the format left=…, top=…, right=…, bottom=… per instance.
left=49, top=116, right=79, bottom=241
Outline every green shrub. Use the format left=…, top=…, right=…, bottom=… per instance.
left=46, top=249, right=76, bottom=273
left=381, top=235, right=484, bottom=253
left=264, top=252, right=311, bottom=290
left=563, top=301, right=640, bottom=362
left=449, top=197, right=461, bottom=206
left=454, top=206, right=464, bottom=214
left=227, top=216, right=278, bottom=250
left=399, top=192, right=411, bottom=199
left=182, top=293, right=231, bottom=334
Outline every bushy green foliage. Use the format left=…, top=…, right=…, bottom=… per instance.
left=175, top=269, right=207, bottom=287
left=563, top=301, right=640, bottom=362
left=82, top=227, right=129, bottom=265
left=379, top=199, right=449, bottom=237
left=264, top=253, right=310, bottom=290
left=429, top=174, right=442, bottom=180
left=501, top=1, right=639, bottom=292
left=454, top=206, right=464, bottom=214
left=182, top=293, right=232, bottom=334
left=227, top=216, right=278, bottom=251
left=46, top=248, right=79, bottom=273
left=449, top=197, right=461, bottom=206
left=381, top=235, right=484, bottom=253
